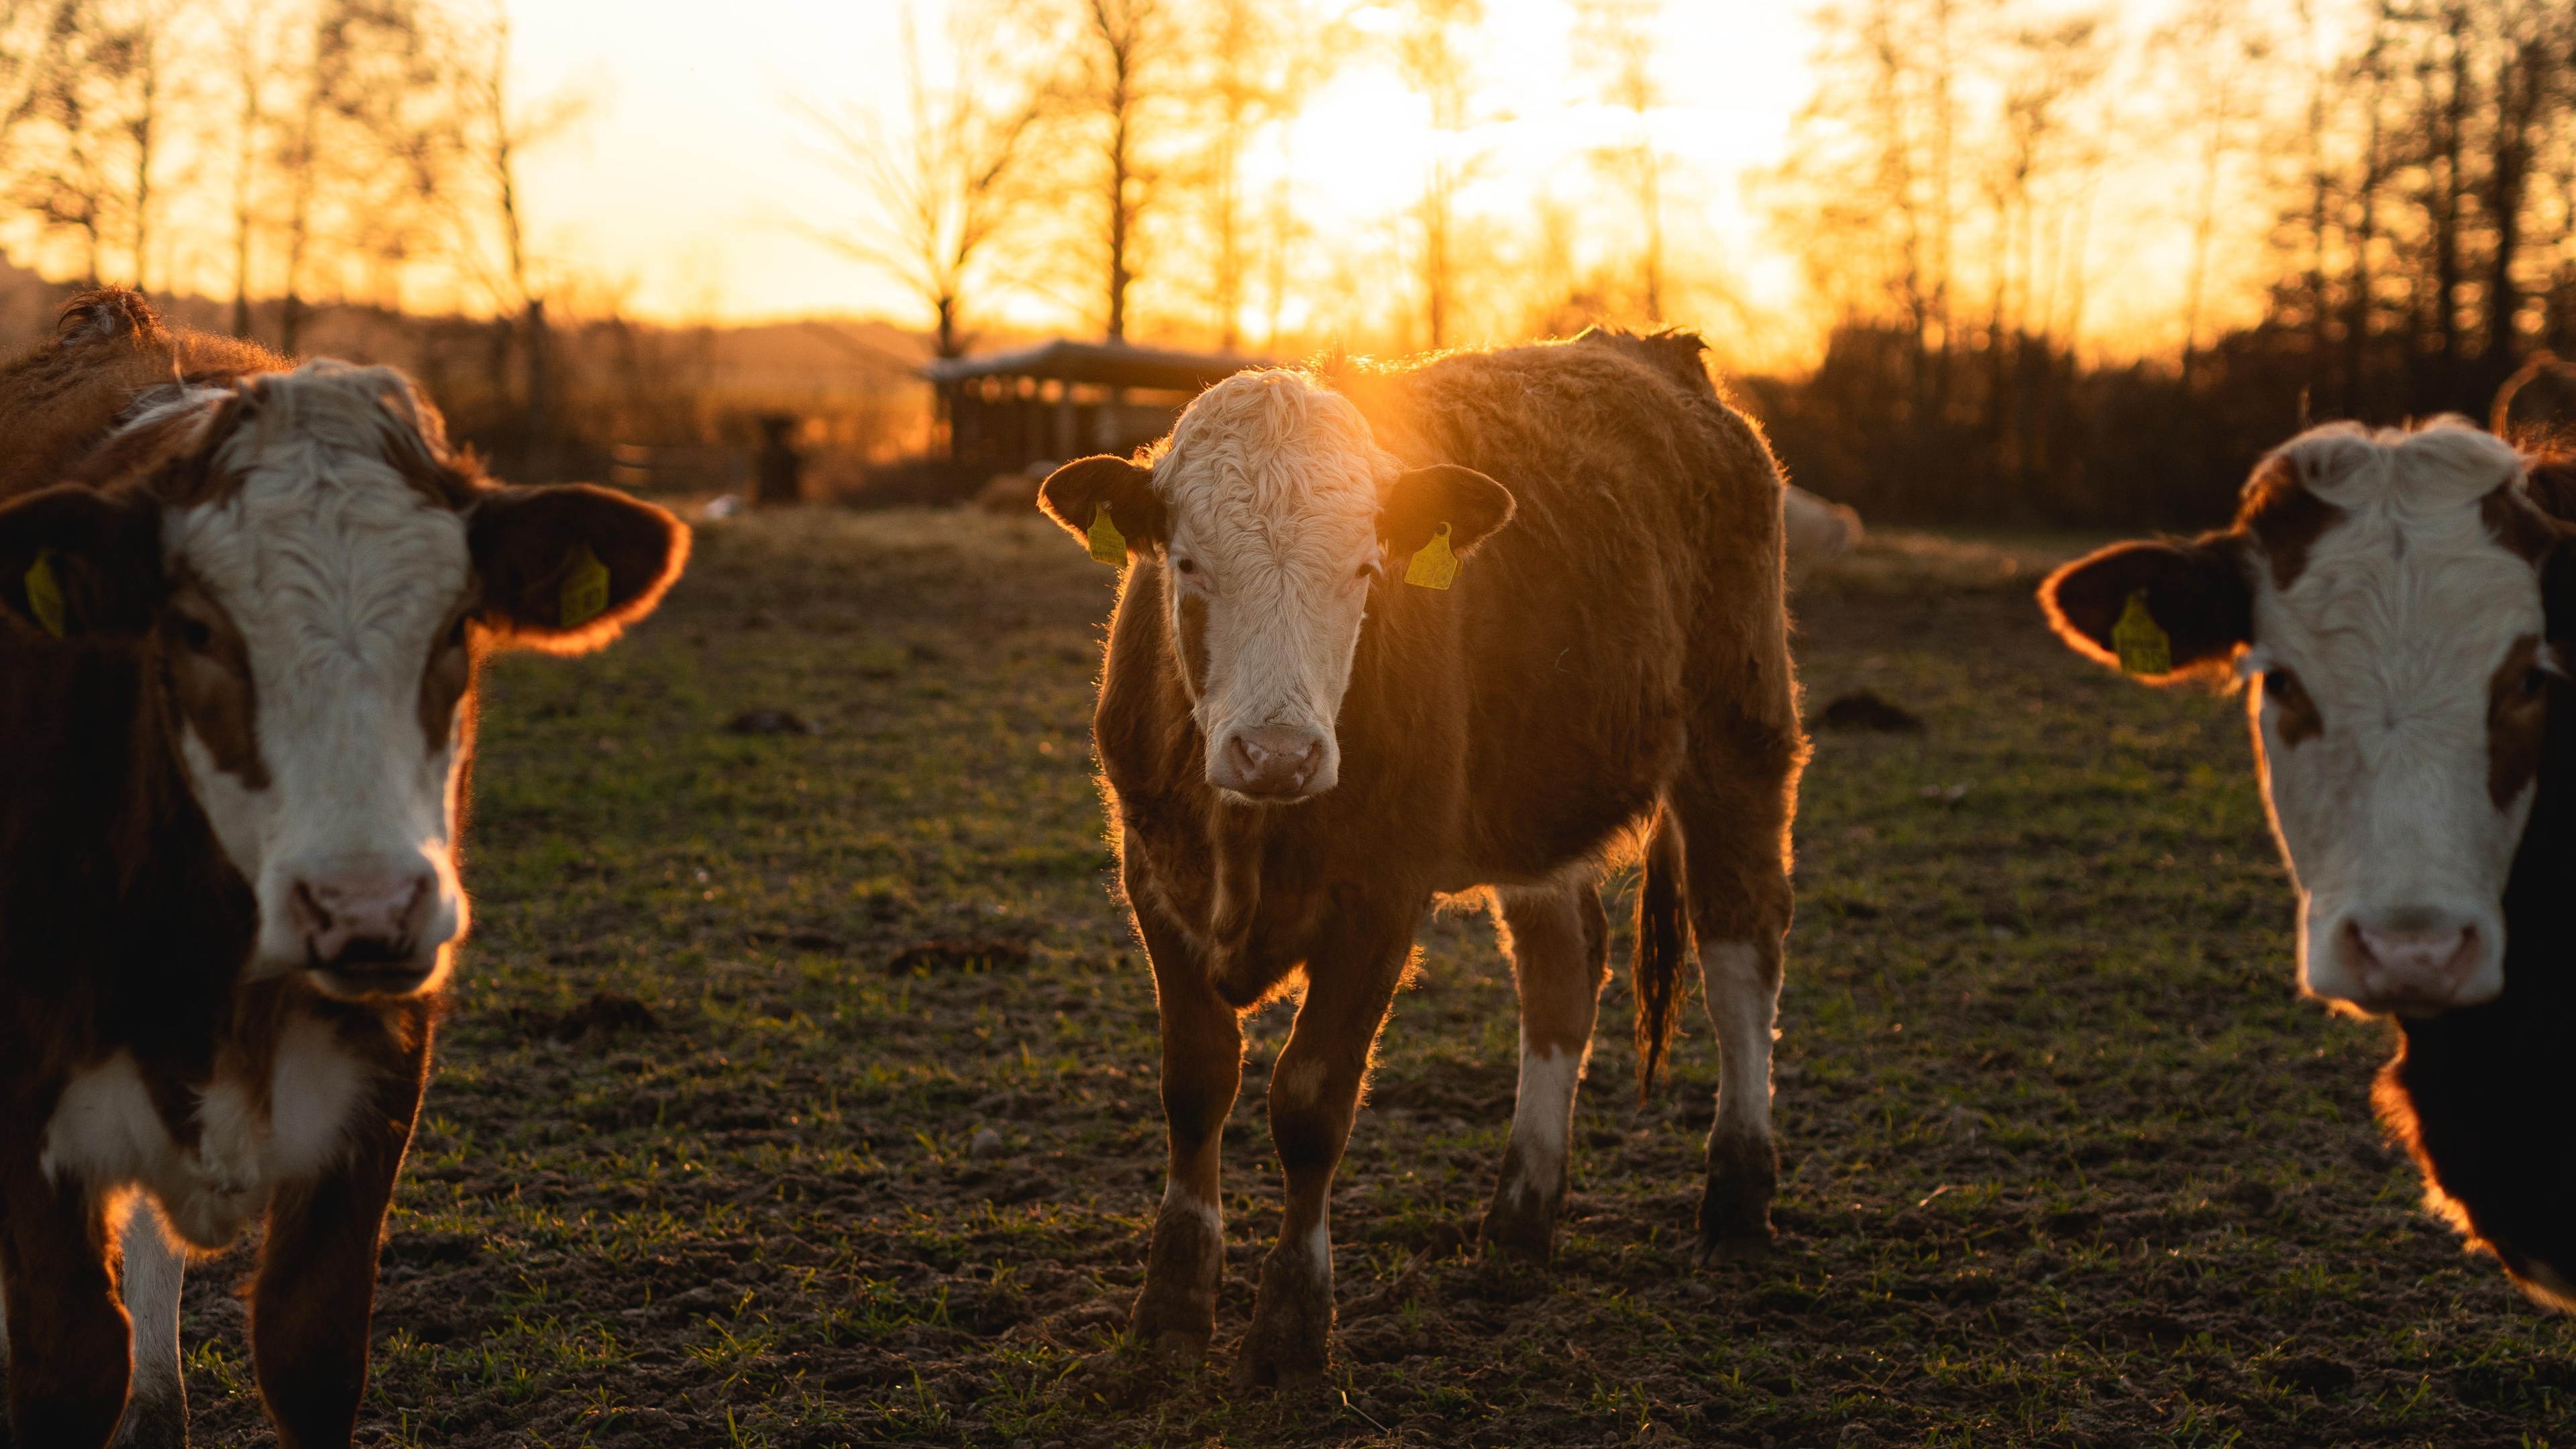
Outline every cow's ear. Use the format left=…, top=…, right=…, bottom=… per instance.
left=2038, top=534, right=2251, bottom=682
left=1038, top=455, right=1164, bottom=555
left=0, top=484, right=163, bottom=641
left=1379, top=464, right=1515, bottom=559
left=468, top=484, right=690, bottom=655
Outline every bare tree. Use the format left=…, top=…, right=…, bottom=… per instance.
left=1394, top=0, right=1482, bottom=350
left=1034, top=0, right=1182, bottom=342
left=2154, top=0, right=2273, bottom=386
left=9, top=0, right=172, bottom=290
left=1572, top=0, right=1666, bottom=323
left=1183, top=0, right=1342, bottom=351
left=1764, top=0, right=1980, bottom=416
left=221, top=0, right=276, bottom=337
left=437, top=2, right=583, bottom=476
left=802, top=1, right=1038, bottom=360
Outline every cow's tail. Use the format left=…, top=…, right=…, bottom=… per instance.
left=1632, top=808, right=1692, bottom=1102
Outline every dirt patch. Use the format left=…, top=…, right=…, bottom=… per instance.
left=507, top=988, right=663, bottom=1045
left=1807, top=687, right=1925, bottom=733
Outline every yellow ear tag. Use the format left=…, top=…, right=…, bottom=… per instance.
left=1403, top=523, right=1459, bottom=590
left=23, top=547, right=66, bottom=638
left=1087, top=504, right=1127, bottom=567
left=559, top=544, right=611, bottom=629
left=2111, top=589, right=2172, bottom=676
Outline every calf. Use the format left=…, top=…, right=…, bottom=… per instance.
left=0, top=290, right=688, bottom=1446
left=1039, top=329, right=1805, bottom=1385
left=2039, top=417, right=2575, bottom=1309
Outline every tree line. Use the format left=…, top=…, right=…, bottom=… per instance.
left=840, top=0, right=2576, bottom=529
left=0, top=0, right=569, bottom=466
left=816, top=0, right=1686, bottom=362
left=1739, top=0, right=2576, bottom=527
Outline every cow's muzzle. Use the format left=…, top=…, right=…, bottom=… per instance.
left=1210, top=725, right=1332, bottom=800
left=286, top=865, right=449, bottom=996
left=2330, top=910, right=2498, bottom=1016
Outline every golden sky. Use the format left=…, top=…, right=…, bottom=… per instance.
left=507, top=0, right=1821, bottom=336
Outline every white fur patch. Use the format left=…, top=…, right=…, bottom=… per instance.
left=2245, top=420, right=2534, bottom=1010
left=1152, top=372, right=1394, bottom=796
left=116, top=1193, right=186, bottom=1421
left=39, top=1026, right=372, bottom=1252
left=1505, top=1034, right=1583, bottom=1196
left=156, top=362, right=473, bottom=979
left=1159, top=1177, right=1221, bottom=1236
left=1703, top=943, right=1777, bottom=1140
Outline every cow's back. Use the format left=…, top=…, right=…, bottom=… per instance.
left=0, top=289, right=285, bottom=502
left=1336, top=335, right=1794, bottom=876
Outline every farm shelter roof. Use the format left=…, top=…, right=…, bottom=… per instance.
left=918, top=338, right=1265, bottom=392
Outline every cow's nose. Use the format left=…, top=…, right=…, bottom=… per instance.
left=2341, top=916, right=2481, bottom=1014
left=1218, top=727, right=1328, bottom=798
left=287, top=869, right=438, bottom=971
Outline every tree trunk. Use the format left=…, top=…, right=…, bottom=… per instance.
left=523, top=299, right=551, bottom=482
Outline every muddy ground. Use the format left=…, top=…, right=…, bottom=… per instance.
left=165, top=511, right=2573, bottom=1447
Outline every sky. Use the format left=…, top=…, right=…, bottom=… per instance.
left=503, top=0, right=1822, bottom=332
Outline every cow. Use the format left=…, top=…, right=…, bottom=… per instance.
left=1782, top=484, right=1862, bottom=560
left=1036, top=328, right=1806, bottom=1387
left=0, top=290, right=689, bottom=1446
left=2037, top=417, right=2575, bottom=1310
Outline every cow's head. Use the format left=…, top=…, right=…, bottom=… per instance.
left=1039, top=370, right=1513, bottom=802
left=2041, top=419, right=2576, bottom=1018
left=0, top=360, right=688, bottom=1000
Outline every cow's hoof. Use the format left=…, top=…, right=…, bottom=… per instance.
left=1144, top=1326, right=1210, bottom=1367
left=110, top=1386, right=189, bottom=1449
left=1229, top=1344, right=1328, bottom=1391
left=1477, top=1197, right=1558, bottom=1263
left=1483, top=1201, right=1556, bottom=1258
left=1697, top=1134, right=1778, bottom=1258
left=1693, top=1229, right=1773, bottom=1266
left=1234, top=1254, right=1333, bottom=1391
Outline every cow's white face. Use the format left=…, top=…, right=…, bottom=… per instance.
left=2043, top=419, right=2565, bottom=1018
left=1158, top=374, right=1389, bottom=800
left=1036, top=370, right=1516, bottom=804
left=0, top=360, right=689, bottom=1002
left=163, top=378, right=478, bottom=998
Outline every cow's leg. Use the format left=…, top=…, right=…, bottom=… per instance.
left=248, top=1052, right=425, bottom=1449
left=1128, top=900, right=1244, bottom=1366
left=1235, top=902, right=1416, bottom=1391
left=0, top=1163, right=128, bottom=1448
left=1672, top=715, right=1801, bottom=1262
left=1481, top=881, right=1610, bottom=1261
left=111, top=1195, right=186, bottom=1448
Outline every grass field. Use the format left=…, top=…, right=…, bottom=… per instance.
left=166, top=509, right=2575, bottom=1448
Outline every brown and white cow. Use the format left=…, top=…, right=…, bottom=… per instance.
left=1038, top=329, right=1806, bottom=1386
left=2039, top=417, right=2576, bottom=1308
left=0, top=290, right=687, bottom=1446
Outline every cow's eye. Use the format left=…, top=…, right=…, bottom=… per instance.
left=445, top=614, right=470, bottom=650
left=1357, top=558, right=1383, bottom=583
left=1174, top=557, right=1196, bottom=576
left=2522, top=666, right=2548, bottom=699
left=2263, top=669, right=2298, bottom=700
left=174, top=614, right=213, bottom=653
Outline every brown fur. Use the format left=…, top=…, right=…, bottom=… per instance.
left=1089, top=332, right=1805, bottom=1382
left=2488, top=634, right=2549, bottom=808
left=0, top=291, right=684, bottom=1445
left=0, top=289, right=284, bottom=504
left=2242, top=455, right=2346, bottom=588
left=2267, top=669, right=2324, bottom=747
